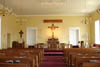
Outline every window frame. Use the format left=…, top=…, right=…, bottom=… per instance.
left=0, top=16, right=1, bottom=49
left=95, top=20, right=100, bottom=44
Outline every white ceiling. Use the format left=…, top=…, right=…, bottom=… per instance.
left=1, top=0, right=100, bottom=16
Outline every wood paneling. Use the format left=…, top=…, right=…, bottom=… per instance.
left=44, top=19, right=63, bottom=23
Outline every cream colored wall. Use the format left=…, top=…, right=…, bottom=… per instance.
left=90, top=12, right=100, bottom=43
left=1, top=15, right=19, bottom=49
left=1, top=15, right=91, bottom=48
left=20, top=16, right=90, bottom=45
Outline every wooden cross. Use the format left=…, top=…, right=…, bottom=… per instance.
left=19, top=30, right=24, bottom=38
left=48, top=24, right=58, bottom=38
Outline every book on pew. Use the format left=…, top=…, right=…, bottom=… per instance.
left=6, top=60, right=21, bottom=64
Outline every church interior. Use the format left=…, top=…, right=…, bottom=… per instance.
left=0, top=0, right=100, bottom=67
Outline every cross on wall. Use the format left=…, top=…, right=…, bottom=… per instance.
left=19, top=30, right=24, bottom=38
left=48, top=24, right=59, bottom=38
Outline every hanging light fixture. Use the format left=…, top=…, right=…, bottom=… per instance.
left=97, top=9, right=100, bottom=15
left=80, top=0, right=92, bottom=24
left=16, top=16, right=25, bottom=39
left=81, top=16, right=91, bottom=24
left=0, top=0, right=14, bottom=16
left=16, top=1, right=27, bottom=39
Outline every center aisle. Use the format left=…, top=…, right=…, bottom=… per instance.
left=40, top=49, right=66, bottom=67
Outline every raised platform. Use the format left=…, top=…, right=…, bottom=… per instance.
left=44, top=48, right=64, bottom=56
left=40, top=48, right=66, bottom=67
left=44, top=48, right=63, bottom=52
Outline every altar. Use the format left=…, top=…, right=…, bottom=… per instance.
left=47, top=38, right=59, bottom=48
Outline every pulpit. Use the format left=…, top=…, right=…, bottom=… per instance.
left=47, top=38, right=59, bottom=48
left=12, top=41, right=24, bottom=48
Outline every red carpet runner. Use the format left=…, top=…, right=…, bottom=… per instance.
left=40, top=49, right=66, bottom=67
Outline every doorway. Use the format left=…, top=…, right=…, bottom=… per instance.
left=69, top=27, right=80, bottom=45
left=27, top=28, right=37, bottom=46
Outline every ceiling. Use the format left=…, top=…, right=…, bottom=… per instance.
left=1, top=0, right=100, bottom=16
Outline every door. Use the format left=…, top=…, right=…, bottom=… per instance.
left=27, top=28, right=37, bottom=46
left=69, top=28, right=80, bottom=45
left=7, top=33, right=11, bottom=48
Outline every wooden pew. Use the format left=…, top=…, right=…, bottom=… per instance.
left=63, top=48, right=100, bottom=67
left=69, top=53, right=100, bottom=67
left=75, top=55, right=100, bottom=67
left=0, top=54, right=35, bottom=67
left=69, top=52, right=84, bottom=67
left=82, top=62, right=100, bottom=67
left=0, top=58, right=31, bottom=67
left=0, top=48, right=44, bottom=67
left=8, top=48, right=44, bottom=63
left=0, top=63, right=29, bottom=67
left=7, top=48, right=44, bottom=62
left=63, top=48, right=86, bottom=66
left=63, top=48, right=83, bottom=66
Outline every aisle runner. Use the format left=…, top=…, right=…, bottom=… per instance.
left=40, top=49, right=66, bottom=67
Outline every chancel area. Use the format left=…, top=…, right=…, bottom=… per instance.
left=0, top=0, right=100, bottom=67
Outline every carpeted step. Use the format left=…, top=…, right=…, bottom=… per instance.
left=44, top=50, right=63, bottom=52
left=44, top=54, right=64, bottom=56
left=40, top=49, right=66, bottom=67
left=44, top=49, right=63, bottom=52
left=44, top=50, right=64, bottom=56
left=40, top=56, right=66, bottom=67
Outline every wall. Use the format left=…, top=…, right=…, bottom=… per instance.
left=20, top=16, right=90, bottom=45
left=1, top=15, right=19, bottom=49
left=90, top=11, right=100, bottom=43
left=0, top=15, right=91, bottom=48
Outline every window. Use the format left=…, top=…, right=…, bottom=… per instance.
left=0, top=16, right=1, bottom=49
left=95, top=20, right=100, bottom=44
left=69, top=27, right=80, bottom=45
